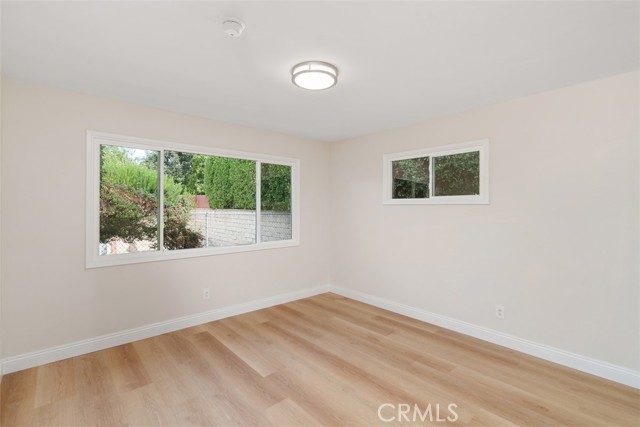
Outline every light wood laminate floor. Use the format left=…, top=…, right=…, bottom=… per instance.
left=1, top=293, right=639, bottom=426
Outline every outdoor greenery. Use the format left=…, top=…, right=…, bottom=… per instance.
left=261, top=163, right=292, bottom=212
left=99, top=146, right=293, bottom=253
left=184, top=154, right=206, bottom=195
left=392, top=156, right=430, bottom=199
left=158, top=152, right=291, bottom=212
left=392, top=151, right=479, bottom=199
left=99, top=182, right=158, bottom=245
left=102, top=147, right=182, bottom=204
left=99, top=146, right=203, bottom=250
left=162, top=197, right=203, bottom=250
left=204, top=156, right=256, bottom=209
left=433, top=152, right=480, bottom=196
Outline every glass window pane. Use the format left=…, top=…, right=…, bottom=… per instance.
left=433, top=151, right=480, bottom=196
left=261, top=163, right=292, bottom=242
left=163, top=151, right=205, bottom=250
left=163, top=152, right=257, bottom=250
left=99, top=144, right=160, bottom=255
left=392, top=157, right=430, bottom=199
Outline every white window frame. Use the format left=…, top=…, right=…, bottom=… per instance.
left=383, top=139, right=489, bottom=205
left=86, top=131, right=300, bottom=268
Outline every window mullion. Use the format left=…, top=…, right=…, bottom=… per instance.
left=429, top=156, right=434, bottom=199
left=158, top=149, right=165, bottom=251
left=256, top=161, right=262, bottom=244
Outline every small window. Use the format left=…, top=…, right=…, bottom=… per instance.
left=383, top=139, right=489, bottom=204
left=87, top=132, right=299, bottom=268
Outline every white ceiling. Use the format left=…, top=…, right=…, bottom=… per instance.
left=2, top=1, right=638, bottom=142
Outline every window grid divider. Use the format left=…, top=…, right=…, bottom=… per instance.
left=429, top=156, right=434, bottom=199
left=158, top=148, right=165, bottom=251
left=256, top=161, right=262, bottom=245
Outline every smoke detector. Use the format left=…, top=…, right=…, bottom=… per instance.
left=222, top=18, right=245, bottom=37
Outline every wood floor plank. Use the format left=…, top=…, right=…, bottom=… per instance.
left=265, top=398, right=322, bottom=427
left=260, top=319, right=479, bottom=425
left=132, top=336, right=200, bottom=408
left=33, top=358, right=75, bottom=409
left=117, top=383, right=174, bottom=427
left=189, top=331, right=285, bottom=411
left=1, top=367, right=38, bottom=427
left=101, top=343, right=151, bottom=394
left=2, top=293, right=638, bottom=426
left=34, top=395, right=79, bottom=427
left=156, top=332, right=271, bottom=426
left=204, top=319, right=285, bottom=377
left=294, top=297, right=396, bottom=336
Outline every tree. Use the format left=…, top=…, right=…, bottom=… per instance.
left=261, top=163, right=291, bottom=212
left=100, top=182, right=203, bottom=250
left=392, top=152, right=480, bottom=198
left=228, top=158, right=256, bottom=209
left=99, top=146, right=203, bottom=249
left=433, top=152, right=479, bottom=196
left=184, top=154, right=207, bottom=195
left=164, top=151, right=194, bottom=187
left=392, top=157, right=430, bottom=198
left=100, top=182, right=158, bottom=245
left=163, top=197, right=204, bottom=249
left=204, top=157, right=256, bottom=209
left=141, top=151, right=195, bottom=191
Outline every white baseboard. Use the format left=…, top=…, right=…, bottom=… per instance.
left=4, top=284, right=638, bottom=389
left=327, top=285, right=640, bottom=389
left=1, top=285, right=330, bottom=374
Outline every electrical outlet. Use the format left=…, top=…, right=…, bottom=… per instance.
left=203, top=288, right=210, bottom=300
left=495, top=305, right=505, bottom=319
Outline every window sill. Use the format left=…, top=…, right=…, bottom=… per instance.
left=86, top=239, right=300, bottom=269
left=383, top=196, right=489, bottom=205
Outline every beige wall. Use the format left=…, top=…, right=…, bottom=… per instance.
left=1, top=78, right=331, bottom=358
left=2, top=72, right=638, bottom=374
left=329, top=72, right=639, bottom=370
left=0, top=72, right=3, bottom=380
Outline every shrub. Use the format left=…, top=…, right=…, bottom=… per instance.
left=204, top=157, right=256, bottom=209
left=261, top=163, right=291, bottom=212
left=99, top=146, right=203, bottom=248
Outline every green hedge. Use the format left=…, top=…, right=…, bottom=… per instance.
left=204, top=157, right=256, bottom=209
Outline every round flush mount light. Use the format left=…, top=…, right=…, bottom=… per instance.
left=291, top=61, right=338, bottom=90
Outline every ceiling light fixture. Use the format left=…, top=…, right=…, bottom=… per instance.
left=291, top=61, right=338, bottom=90
left=222, top=18, right=245, bottom=37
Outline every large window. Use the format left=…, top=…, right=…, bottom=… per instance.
left=87, top=132, right=299, bottom=268
left=383, top=139, right=489, bottom=204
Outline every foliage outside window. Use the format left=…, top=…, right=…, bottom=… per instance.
left=87, top=132, right=298, bottom=268
left=383, top=139, right=489, bottom=205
